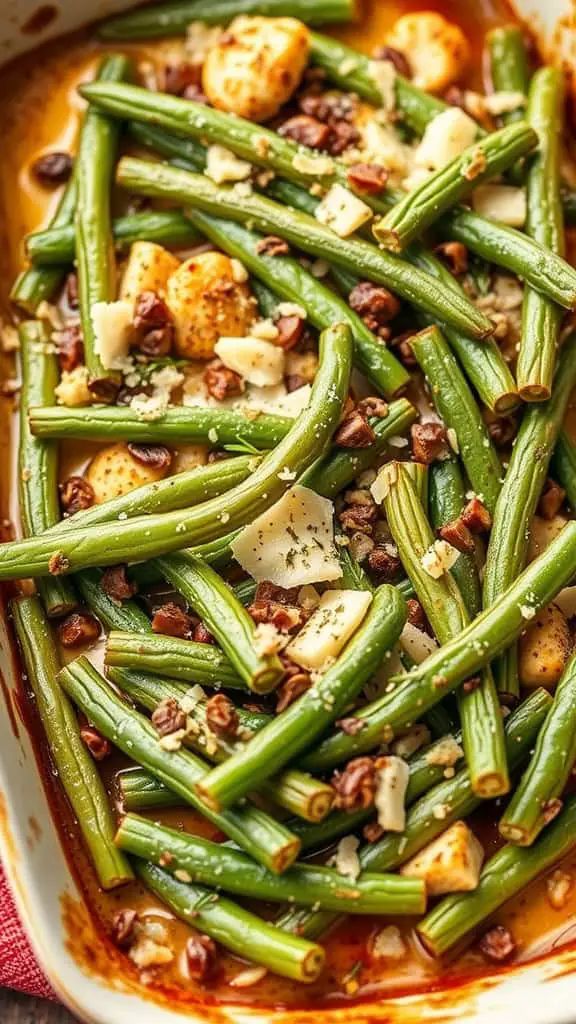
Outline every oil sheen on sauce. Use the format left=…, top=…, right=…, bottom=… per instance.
left=1, top=0, right=576, bottom=1011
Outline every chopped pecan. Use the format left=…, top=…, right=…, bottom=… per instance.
left=101, top=565, right=137, bottom=603
left=255, top=235, right=290, bottom=257
left=59, top=476, right=95, bottom=516
left=484, top=411, right=518, bottom=448
left=392, top=332, right=417, bottom=368
left=334, top=411, right=376, bottom=449
left=55, top=324, right=84, bottom=373
left=278, top=114, right=331, bottom=150
left=336, top=717, right=366, bottom=735
left=363, top=821, right=385, bottom=843
left=152, top=601, right=196, bottom=639
left=255, top=582, right=300, bottom=605
left=80, top=725, right=111, bottom=761
left=411, top=423, right=449, bottom=464
left=461, top=497, right=492, bottom=534
left=349, top=281, right=401, bottom=326
left=357, top=396, right=389, bottom=419
left=478, top=925, right=516, bottom=962
left=433, top=241, right=468, bottom=276
left=112, top=909, right=139, bottom=948
left=275, top=671, right=312, bottom=713
left=205, top=693, right=239, bottom=736
left=367, top=546, right=402, bottom=580
left=299, top=90, right=356, bottom=124
left=538, top=479, right=566, bottom=521
left=372, top=45, right=412, bottom=77
left=275, top=315, right=304, bottom=350
left=151, top=697, right=187, bottom=737
left=163, top=61, right=203, bottom=96
left=65, top=272, right=79, bottom=310
left=463, top=677, right=481, bottom=693
left=186, top=934, right=217, bottom=981
left=192, top=622, right=215, bottom=645
left=347, top=162, right=389, bottom=195
left=339, top=503, right=378, bottom=534
left=327, top=120, right=360, bottom=155
left=88, top=376, right=121, bottom=404
left=127, top=442, right=172, bottom=471
left=438, top=518, right=475, bottom=554
left=249, top=599, right=303, bottom=633
left=204, top=359, right=245, bottom=401
left=406, top=598, right=428, bottom=631
left=57, top=612, right=100, bottom=649
left=32, top=151, right=73, bottom=185
left=132, top=290, right=175, bottom=356
left=331, top=757, right=376, bottom=811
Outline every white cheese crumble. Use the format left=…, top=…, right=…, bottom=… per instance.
left=215, top=335, right=285, bottom=387
left=205, top=144, right=252, bottom=184
left=335, top=835, right=361, bottom=881
left=472, top=184, right=527, bottom=227
left=286, top=589, right=372, bottom=671
left=414, top=108, right=477, bottom=172
left=400, top=820, right=484, bottom=895
left=315, top=183, right=372, bottom=238
left=91, top=300, right=133, bottom=370
left=421, top=539, right=460, bottom=578
left=368, top=59, right=397, bottom=115
left=374, top=755, right=410, bottom=832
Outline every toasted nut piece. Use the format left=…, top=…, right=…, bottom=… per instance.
left=202, top=15, right=310, bottom=123
left=411, top=422, right=449, bottom=463
left=279, top=114, right=330, bottom=150
left=385, top=12, right=470, bottom=93
left=120, top=242, right=180, bottom=304
left=538, top=479, right=566, bottom=521
left=478, top=925, right=515, bottom=962
left=58, top=612, right=101, bottom=649
left=205, top=693, right=239, bottom=736
left=519, top=602, right=572, bottom=689
left=334, top=410, right=376, bottom=448
left=461, top=497, right=492, bottom=534
left=32, top=151, right=73, bottom=185
left=186, top=934, right=217, bottom=980
left=80, top=725, right=112, bottom=761
left=86, top=442, right=170, bottom=504
left=152, top=602, right=196, bottom=640
left=438, top=517, right=475, bottom=553
left=59, top=476, right=95, bottom=516
left=166, top=252, right=256, bottom=360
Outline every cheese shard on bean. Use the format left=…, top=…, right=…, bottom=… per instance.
left=286, top=589, right=372, bottom=671
left=91, top=300, right=134, bottom=369
left=472, top=184, right=527, bottom=227
left=215, top=335, right=285, bottom=387
left=231, top=485, right=341, bottom=588
left=414, top=107, right=477, bottom=171
left=315, top=184, right=373, bottom=238
left=400, top=820, right=484, bottom=895
left=374, top=755, right=410, bottom=832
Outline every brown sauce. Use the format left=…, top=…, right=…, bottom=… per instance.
left=0, top=0, right=576, bottom=1012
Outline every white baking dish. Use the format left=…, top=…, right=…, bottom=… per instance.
left=0, top=2, right=575, bottom=1021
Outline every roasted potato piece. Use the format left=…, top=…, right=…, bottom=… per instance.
left=202, top=15, right=310, bottom=122
left=528, top=514, right=569, bottom=561
left=166, top=252, right=256, bottom=360
left=400, top=821, right=484, bottom=895
left=86, top=443, right=170, bottom=504
left=519, top=603, right=572, bottom=690
left=120, top=242, right=180, bottom=304
left=385, top=12, right=470, bottom=93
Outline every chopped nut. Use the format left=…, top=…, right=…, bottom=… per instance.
left=433, top=241, right=468, bottom=275
left=54, top=324, right=84, bottom=372
left=347, top=162, right=389, bottom=195
left=392, top=332, right=417, bottom=368
left=357, top=396, right=389, bottom=418
left=478, top=925, right=516, bottom=962
left=133, top=290, right=175, bottom=357
left=334, top=411, right=376, bottom=449
left=349, top=281, right=400, bottom=326
left=461, top=497, right=492, bottom=534
left=279, top=114, right=331, bottom=150
left=80, top=725, right=111, bottom=761
left=101, top=565, right=137, bottom=603
left=255, top=235, right=290, bottom=257
left=59, top=476, right=95, bottom=516
left=57, top=612, right=101, bottom=649
left=111, top=908, right=139, bottom=948
left=406, top=598, right=427, bottom=631
left=538, top=479, right=566, bottom=521
left=186, top=934, right=217, bottom=981
left=275, top=669, right=312, bottom=712
left=151, top=697, right=187, bottom=738
left=367, top=546, right=402, bottom=579
left=204, top=358, right=245, bottom=401
left=411, top=423, right=449, bottom=464
left=275, top=315, right=304, bottom=350
left=336, top=717, right=366, bottom=735
left=205, top=693, right=239, bottom=736
left=126, top=442, right=172, bottom=471
left=163, top=61, right=203, bottom=96
left=438, top=517, right=475, bottom=553
left=372, top=44, right=412, bottom=77
left=339, top=502, right=378, bottom=534
left=192, top=621, right=215, bottom=644
left=331, top=757, right=377, bottom=811
left=32, top=151, right=73, bottom=185
left=152, top=602, right=196, bottom=639
left=363, top=821, right=385, bottom=843
left=484, top=411, right=518, bottom=448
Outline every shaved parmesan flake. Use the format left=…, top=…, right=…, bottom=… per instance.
left=215, top=335, right=284, bottom=387
left=231, top=485, right=341, bottom=588
left=368, top=59, right=397, bottom=114
left=425, top=735, right=463, bottom=768
left=422, top=539, right=459, bottom=578
left=361, top=119, right=412, bottom=180
left=205, top=144, right=252, bottom=184
left=315, top=184, right=372, bottom=237
left=371, top=462, right=398, bottom=505
left=335, top=835, right=361, bottom=881
left=244, top=382, right=311, bottom=417
left=415, top=108, right=477, bottom=172
left=400, top=821, right=484, bottom=895
left=484, top=90, right=526, bottom=116
left=472, top=184, right=526, bottom=227
left=399, top=621, right=438, bottom=664
left=286, top=589, right=372, bottom=670
left=392, top=724, right=431, bottom=759
left=91, top=300, right=133, bottom=369
left=292, top=153, right=334, bottom=176
left=374, top=755, right=409, bottom=832
left=229, top=966, right=268, bottom=988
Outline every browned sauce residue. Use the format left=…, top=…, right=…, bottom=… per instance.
left=21, top=4, right=60, bottom=36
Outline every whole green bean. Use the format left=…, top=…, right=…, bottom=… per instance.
left=18, top=322, right=76, bottom=617
left=418, top=792, right=576, bottom=957
left=484, top=331, right=576, bottom=700
left=29, top=405, right=291, bottom=448
left=553, top=430, right=576, bottom=511
left=374, top=122, right=537, bottom=253
left=60, top=657, right=300, bottom=873
left=128, top=532, right=239, bottom=587
left=136, top=861, right=326, bottom=983
left=118, top=814, right=426, bottom=916
left=517, top=69, right=565, bottom=400
left=99, top=0, right=359, bottom=39
left=0, top=323, right=351, bottom=579
left=11, top=177, right=76, bottom=312
left=75, top=54, right=130, bottom=399
left=12, top=597, right=132, bottom=889
left=487, top=26, right=530, bottom=120
left=411, top=326, right=503, bottom=514
left=120, top=768, right=181, bottom=810
left=75, top=569, right=150, bottom=634
left=106, top=632, right=245, bottom=688
left=429, top=458, right=481, bottom=617
left=195, top=586, right=407, bottom=811
left=299, top=521, right=576, bottom=772
left=500, top=656, right=576, bottom=845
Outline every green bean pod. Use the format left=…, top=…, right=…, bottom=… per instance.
left=487, top=26, right=530, bottom=118
left=76, top=570, right=151, bottom=633
left=11, top=177, right=77, bottom=312
left=429, top=458, right=481, bottom=617
left=120, top=768, right=181, bottom=810
left=553, top=430, right=576, bottom=511
left=106, top=632, right=246, bottom=689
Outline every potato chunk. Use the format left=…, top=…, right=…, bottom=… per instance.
left=385, top=12, right=470, bottom=93
left=400, top=821, right=484, bottom=895
left=519, top=603, right=572, bottom=689
left=165, top=252, right=256, bottom=360
left=202, top=15, right=310, bottom=122
left=120, top=242, right=180, bottom=304
left=86, top=443, right=170, bottom=504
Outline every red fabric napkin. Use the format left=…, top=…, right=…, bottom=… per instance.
left=0, top=865, right=55, bottom=1000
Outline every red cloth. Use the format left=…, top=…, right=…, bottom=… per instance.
left=0, top=866, right=55, bottom=1000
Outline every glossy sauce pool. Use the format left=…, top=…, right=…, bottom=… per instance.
left=1, top=0, right=576, bottom=1012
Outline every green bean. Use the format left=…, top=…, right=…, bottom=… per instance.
left=0, top=323, right=351, bottom=579
left=484, top=331, right=576, bottom=700
left=12, top=597, right=132, bottom=889
left=128, top=532, right=239, bottom=587
left=553, top=430, right=576, bottom=511
left=75, top=54, right=131, bottom=400
left=517, top=69, right=565, bottom=400
left=380, top=462, right=508, bottom=797
left=99, top=0, right=359, bottom=39
left=59, top=657, right=300, bottom=873
left=75, top=569, right=150, bottom=633
left=137, top=861, right=326, bottom=982
left=187, top=208, right=409, bottom=399
left=374, top=122, right=537, bottom=253
left=233, top=577, right=258, bottom=607
left=106, top=632, right=245, bottom=689
left=195, top=586, right=407, bottom=811
left=299, top=521, right=576, bottom=772
left=18, top=322, right=76, bottom=617
left=26, top=209, right=201, bottom=265
left=438, top=206, right=576, bottom=310
left=120, top=768, right=181, bottom=810
left=11, top=177, right=76, bottom=312
left=500, top=656, right=576, bottom=845
left=29, top=405, right=292, bottom=448
left=418, top=792, right=576, bottom=957
left=487, top=26, right=530, bottom=119
left=429, top=458, right=482, bottom=618
left=118, top=814, right=426, bottom=916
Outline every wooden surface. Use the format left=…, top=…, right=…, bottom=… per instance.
left=0, top=990, right=78, bottom=1022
